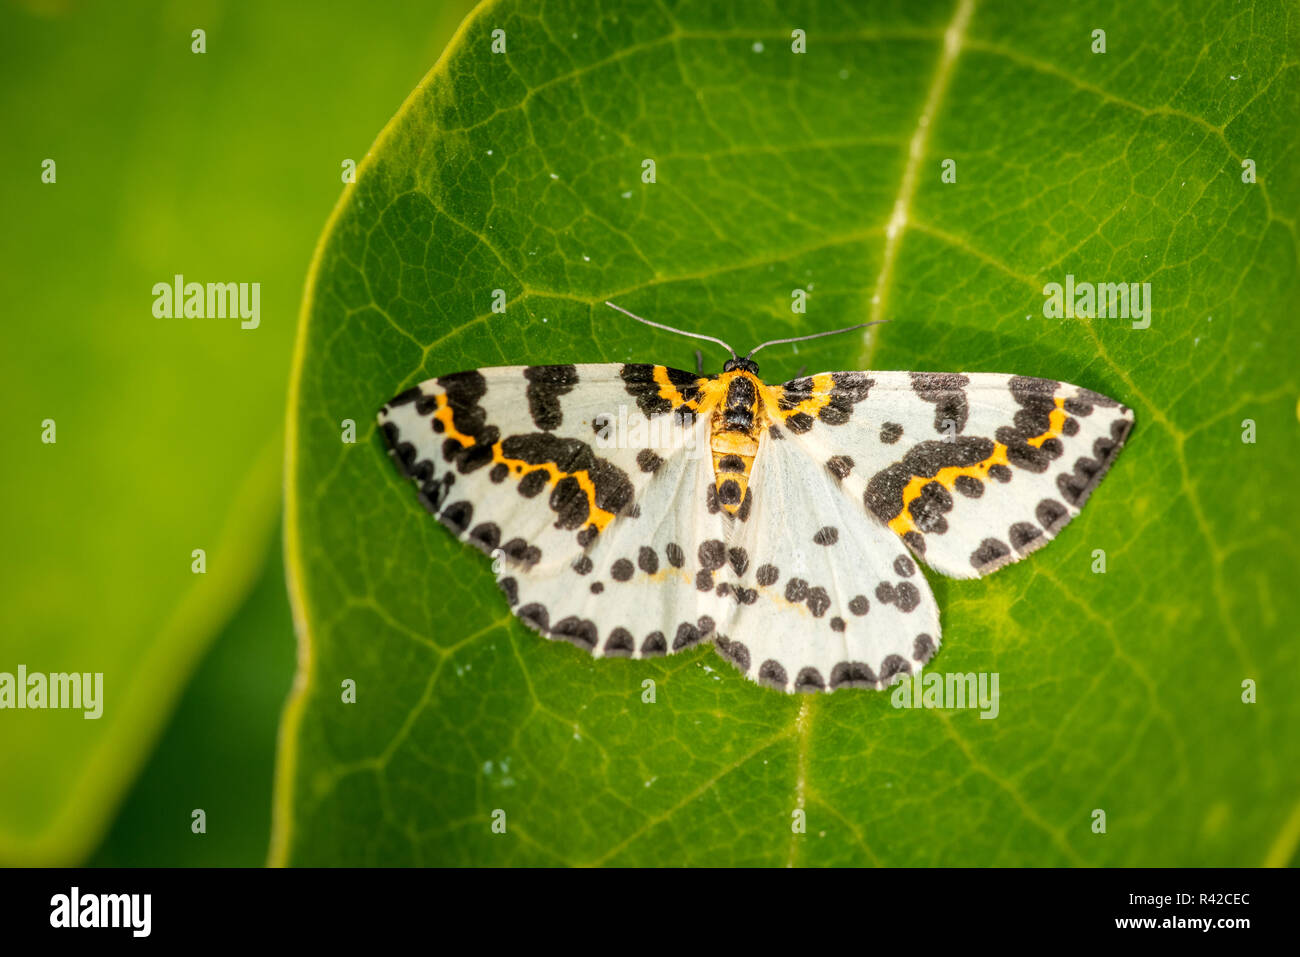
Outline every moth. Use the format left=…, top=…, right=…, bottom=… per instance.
left=377, top=303, right=1133, bottom=694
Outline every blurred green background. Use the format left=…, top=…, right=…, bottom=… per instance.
left=0, top=0, right=475, bottom=865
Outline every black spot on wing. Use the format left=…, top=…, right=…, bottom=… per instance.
left=826, top=455, right=854, bottom=481
left=501, top=538, right=542, bottom=569
left=636, top=448, right=664, bottom=473
left=908, top=481, right=953, bottom=535
left=715, top=636, right=751, bottom=672
left=910, top=372, right=970, bottom=435
left=812, top=526, right=839, bottom=546
left=830, top=662, right=876, bottom=689
left=758, top=659, right=788, bottom=690
left=878, top=655, right=911, bottom=684
left=441, top=500, right=473, bottom=535
left=794, top=667, right=826, bottom=693
left=787, top=412, right=814, bottom=433
left=549, top=475, right=590, bottom=529
left=864, top=436, right=995, bottom=524
left=673, top=622, right=703, bottom=651
left=641, top=631, right=667, bottom=656
left=824, top=373, right=873, bottom=423
left=806, top=587, right=830, bottom=617
left=517, top=603, right=549, bottom=633
left=736, top=488, right=753, bottom=522
left=523, top=365, right=579, bottom=431
left=1035, top=498, right=1070, bottom=533
left=552, top=616, right=598, bottom=651
left=1009, top=521, right=1043, bottom=553
left=517, top=469, right=548, bottom=498
left=970, top=537, right=1012, bottom=573
left=894, top=582, right=921, bottom=613
left=604, top=628, right=635, bottom=657
left=698, top=539, right=726, bottom=570
left=469, top=522, right=500, bottom=550
left=499, top=577, right=518, bottom=606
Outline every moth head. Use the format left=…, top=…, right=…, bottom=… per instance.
left=721, top=356, right=761, bottom=374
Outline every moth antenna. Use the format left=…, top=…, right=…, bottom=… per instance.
left=746, top=320, right=891, bottom=359
left=604, top=301, right=736, bottom=357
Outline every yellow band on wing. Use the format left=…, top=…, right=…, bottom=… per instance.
left=772, top=372, right=837, bottom=421
left=889, top=397, right=1068, bottom=538
left=432, top=394, right=616, bottom=532
left=652, top=365, right=725, bottom=413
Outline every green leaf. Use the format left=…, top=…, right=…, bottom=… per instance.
left=90, top=536, right=295, bottom=867
left=0, top=0, right=476, bottom=863
left=277, top=0, right=1300, bottom=865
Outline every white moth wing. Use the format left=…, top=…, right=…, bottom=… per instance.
left=378, top=364, right=732, bottom=658
left=768, top=371, right=1133, bottom=580
left=378, top=364, right=691, bottom=573
left=708, top=430, right=941, bottom=693
left=505, top=412, right=736, bottom=658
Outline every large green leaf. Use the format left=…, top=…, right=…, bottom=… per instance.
left=0, top=0, right=476, bottom=864
left=276, top=0, right=1300, bottom=865
left=90, top=536, right=295, bottom=868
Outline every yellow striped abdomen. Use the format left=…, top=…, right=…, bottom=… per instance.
left=711, top=370, right=764, bottom=515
